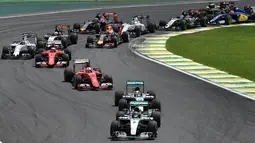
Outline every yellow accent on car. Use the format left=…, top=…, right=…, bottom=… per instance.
left=97, top=40, right=103, bottom=44
left=238, top=14, right=248, bottom=21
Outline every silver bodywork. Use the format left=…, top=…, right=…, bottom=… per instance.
left=116, top=115, right=154, bottom=137
left=6, top=33, right=37, bottom=57
left=46, top=36, right=62, bottom=48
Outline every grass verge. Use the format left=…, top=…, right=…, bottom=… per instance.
left=166, top=26, right=255, bottom=81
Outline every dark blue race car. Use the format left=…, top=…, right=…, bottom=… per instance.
left=209, top=6, right=255, bottom=25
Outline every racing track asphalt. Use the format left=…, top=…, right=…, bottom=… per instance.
left=1, top=1, right=255, bottom=143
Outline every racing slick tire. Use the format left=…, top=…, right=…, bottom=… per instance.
left=93, top=68, right=101, bottom=72
left=116, top=111, right=125, bottom=120
left=147, top=23, right=155, bottom=33
left=95, top=23, right=101, bottom=34
left=110, top=120, right=120, bottom=137
left=180, top=20, right=187, bottom=30
left=111, top=37, right=118, bottom=48
left=34, top=54, right=42, bottom=68
left=225, top=15, right=232, bottom=25
left=70, top=33, right=78, bottom=44
left=122, top=32, right=129, bottom=43
left=36, top=48, right=44, bottom=55
left=147, top=90, right=156, bottom=99
left=64, top=68, right=74, bottom=82
left=118, top=99, right=128, bottom=111
left=152, top=111, right=161, bottom=128
left=73, top=23, right=81, bottom=31
left=135, top=26, right=141, bottom=37
left=1, top=46, right=9, bottom=59
left=36, top=40, right=46, bottom=50
left=86, top=36, right=94, bottom=48
left=73, top=74, right=82, bottom=89
left=114, top=90, right=124, bottom=106
left=159, top=20, right=167, bottom=27
left=62, top=54, right=70, bottom=67
left=150, top=99, right=161, bottom=111
left=147, top=120, right=158, bottom=139
left=63, top=49, right=72, bottom=61
left=103, top=74, right=113, bottom=83
left=103, top=74, right=113, bottom=89
left=27, top=46, right=35, bottom=59
left=199, top=16, right=207, bottom=27
left=61, top=38, right=68, bottom=49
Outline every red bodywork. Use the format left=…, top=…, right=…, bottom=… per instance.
left=72, top=65, right=112, bottom=90
left=38, top=50, right=67, bottom=67
left=101, top=12, right=119, bottom=23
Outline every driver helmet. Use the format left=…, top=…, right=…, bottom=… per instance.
left=107, top=25, right=113, bottom=34
left=132, top=107, right=141, bottom=118
left=54, top=32, right=59, bottom=35
left=229, top=10, right=234, bottom=14
left=182, top=10, right=188, bottom=16
left=85, top=67, right=92, bottom=73
left=20, top=41, right=25, bottom=45
left=134, top=87, right=141, bottom=97
left=132, top=17, right=139, bottom=24
left=208, top=3, right=216, bottom=9
left=50, top=47, right=56, bottom=52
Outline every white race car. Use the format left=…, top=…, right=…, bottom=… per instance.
left=122, top=15, right=156, bottom=37
left=1, top=33, right=39, bottom=59
left=110, top=108, right=159, bottom=140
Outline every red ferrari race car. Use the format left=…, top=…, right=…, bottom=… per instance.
left=63, top=59, right=113, bottom=90
left=34, top=47, right=71, bottom=68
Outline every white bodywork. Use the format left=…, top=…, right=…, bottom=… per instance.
left=46, top=36, right=62, bottom=47
left=122, top=17, right=146, bottom=33
left=130, top=118, right=140, bottom=135
left=165, top=17, right=180, bottom=28
left=10, top=40, right=36, bottom=56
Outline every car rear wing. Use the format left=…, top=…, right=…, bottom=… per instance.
left=126, top=80, right=144, bottom=93
left=73, top=59, right=90, bottom=64
left=22, top=33, right=38, bottom=43
left=72, top=59, right=91, bottom=72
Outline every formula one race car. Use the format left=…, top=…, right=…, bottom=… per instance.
left=85, top=25, right=129, bottom=48
left=73, top=12, right=122, bottom=34
left=110, top=110, right=158, bottom=140
left=63, top=59, right=113, bottom=90
left=158, top=10, right=207, bottom=31
left=43, top=25, right=78, bottom=49
left=116, top=102, right=161, bottom=127
left=34, top=46, right=71, bottom=68
left=122, top=15, right=156, bottom=37
left=1, top=33, right=41, bottom=59
left=114, top=81, right=161, bottom=110
left=209, top=6, right=255, bottom=25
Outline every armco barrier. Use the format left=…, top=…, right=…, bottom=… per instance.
left=129, top=23, right=255, bottom=100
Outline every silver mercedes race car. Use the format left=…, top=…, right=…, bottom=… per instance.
left=1, top=33, right=39, bottom=59
left=116, top=101, right=161, bottom=127
left=114, top=81, right=161, bottom=111
left=110, top=106, right=159, bottom=140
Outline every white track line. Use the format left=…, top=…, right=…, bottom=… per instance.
left=0, top=0, right=239, bottom=19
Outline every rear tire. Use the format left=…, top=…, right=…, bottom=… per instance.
left=64, top=68, right=74, bottom=82
left=114, top=90, right=124, bottom=106
left=118, top=99, right=128, bottom=111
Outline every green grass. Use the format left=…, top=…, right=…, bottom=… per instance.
left=166, top=26, right=255, bottom=81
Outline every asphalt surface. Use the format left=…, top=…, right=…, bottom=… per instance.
left=1, top=1, right=255, bottom=143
